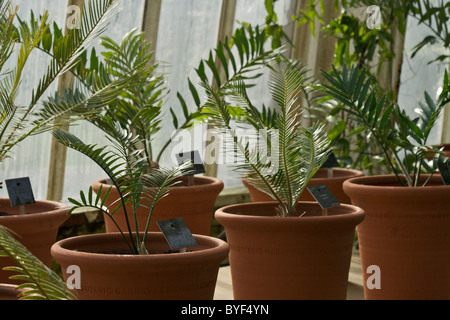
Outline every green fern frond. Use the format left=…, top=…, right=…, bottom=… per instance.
left=53, top=120, right=187, bottom=254
left=321, top=64, right=450, bottom=186
left=0, top=0, right=133, bottom=162
left=0, top=226, right=76, bottom=300
left=171, top=25, right=284, bottom=143
left=139, top=163, right=189, bottom=241
left=80, top=29, right=166, bottom=167
left=205, top=60, right=331, bottom=216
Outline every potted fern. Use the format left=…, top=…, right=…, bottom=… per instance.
left=77, top=26, right=279, bottom=236
left=0, top=0, right=140, bottom=284
left=239, top=63, right=364, bottom=204
left=321, top=64, right=450, bottom=300
left=209, top=61, right=365, bottom=300
left=50, top=119, right=229, bottom=300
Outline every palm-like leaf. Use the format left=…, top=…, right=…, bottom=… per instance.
left=53, top=121, right=187, bottom=255
left=0, top=0, right=16, bottom=73
left=140, top=164, right=192, bottom=246
left=204, top=61, right=331, bottom=217
left=72, top=25, right=285, bottom=169
left=163, top=25, right=285, bottom=161
left=321, top=63, right=450, bottom=186
left=53, top=121, right=145, bottom=254
left=0, top=0, right=136, bottom=162
left=0, top=226, right=76, bottom=300
left=78, top=29, right=165, bottom=168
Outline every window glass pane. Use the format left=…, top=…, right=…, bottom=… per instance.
left=62, top=0, right=146, bottom=202
left=153, top=0, right=222, bottom=168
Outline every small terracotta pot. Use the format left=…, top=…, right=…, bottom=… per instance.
left=243, top=168, right=364, bottom=204
left=0, top=199, right=69, bottom=284
left=92, top=176, right=223, bottom=236
left=0, top=284, right=20, bottom=300
left=51, top=232, right=229, bottom=300
left=215, top=201, right=365, bottom=300
left=343, top=175, right=450, bottom=300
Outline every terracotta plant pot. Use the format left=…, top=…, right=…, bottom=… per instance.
left=0, top=199, right=69, bottom=284
left=215, top=201, right=365, bottom=300
left=92, top=176, right=223, bottom=235
left=51, top=232, right=229, bottom=300
left=0, top=284, right=20, bottom=300
left=243, top=168, right=364, bottom=204
left=343, top=175, right=450, bottom=300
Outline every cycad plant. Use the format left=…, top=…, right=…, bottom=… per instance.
left=53, top=120, right=190, bottom=255
left=321, top=63, right=450, bottom=187
left=0, top=0, right=146, bottom=163
left=0, top=225, right=75, bottom=300
left=203, top=61, right=331, bottom=217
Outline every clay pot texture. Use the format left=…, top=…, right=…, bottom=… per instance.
left=215, top=201, right=365, bottom=300
left=92, top=176, right=224, bottom=235
left=0, top=284, right=20, bottom=300
left=51, top=232, right=229, bottom=300
left=0, top=199, right=69, bottom=284
left=343, top=175, right=450, bottom=300
left=242, top=168, right=364, bottom=204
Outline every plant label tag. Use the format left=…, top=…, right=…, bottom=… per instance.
left=5, top=177, right=35, bottom=207
left=307, top=184, right=340, bottom=209
left=321, top=152, right=340, bottom=168
left=157, top=218, right=197, bottom=251
left=438, top=157, right=450, bottom=185
left=175, top=150, right=206, bottom=176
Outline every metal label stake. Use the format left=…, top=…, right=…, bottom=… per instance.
left=5, top=177, right=35, bottom=214
left=307, top=184, right=340, bottom=216
left=157, top=218, right=197, bottom=253
left=327, top=168, right=334, bottom=179
left=175, top=150, right=206, bottom=186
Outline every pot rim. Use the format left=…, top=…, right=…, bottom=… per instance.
left=310, top=167, right=364, bottom=181
left=215, top=201, right=365, bottom=231
left=343, top=174, right=449, bottom=192
left=51, top=232, right=229, bottom=263
left=243, top=167, right=364, bottom=183
left=92, top=175, right=224, bottom=194
left=0, top=199, right=69, bottom=221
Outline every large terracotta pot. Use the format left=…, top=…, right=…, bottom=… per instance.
left=51, top=232, right=229, bottom=300
left=343, top=175, right=450, bottom=300
left=215, top=201, right=365, bottom=300
left=0, top=199, right=69, bottom=284
left=92, top=176, right=224, bottom=235
left=243, top=168, right=364, bottom=204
